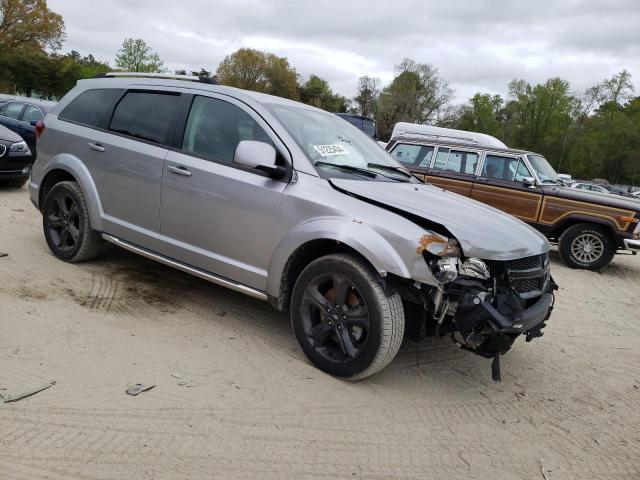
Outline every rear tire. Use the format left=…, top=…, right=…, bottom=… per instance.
left=558, top=223, right=615, bottom=270
left=291, top=253, right=405, bottom=380
left=42, top=181, right=103, bottom=262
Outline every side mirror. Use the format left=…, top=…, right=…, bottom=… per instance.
left=30, top=120, right=39, bottom=127
left=233, top=140, right=286, bottom=178
left=522, top=177, right=537, bottom=187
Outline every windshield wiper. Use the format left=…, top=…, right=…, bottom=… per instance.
left=314, top=161, right=378, bottom=178
left=366, top=163, right=413, bottom=178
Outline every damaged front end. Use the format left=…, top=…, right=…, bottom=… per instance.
left=414, top=234, right=557, bottom=382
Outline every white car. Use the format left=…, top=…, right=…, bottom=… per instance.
left=570, top=182, right=610, bottom=194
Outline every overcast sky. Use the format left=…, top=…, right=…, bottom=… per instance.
left=49, top=0, right=639, bottom=104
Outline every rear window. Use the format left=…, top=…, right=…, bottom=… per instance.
left=109, top=91, right=181, bottom=145
left=22, top=105, right=44, bottom=123
left=59, top=89, right=123, bottom=128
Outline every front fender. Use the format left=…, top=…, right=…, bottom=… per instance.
left=266, top=216, right=413, bottom=298
left=34, top=154, right=104, bottom=231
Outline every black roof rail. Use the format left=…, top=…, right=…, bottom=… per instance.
left=93, top=72, right=218, bottom=85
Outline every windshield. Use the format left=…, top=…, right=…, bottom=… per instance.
left=527, top=154, right=561, bottom=184
left=266, top=103, right=414, bottom=182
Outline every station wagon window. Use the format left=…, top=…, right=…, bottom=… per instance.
left=22, top=105, right=43, bottom=123
left=59, top=89, right=124, bottom=128
left=392, top=143, right=433, bottom=166
left=109, top=91, right=181, bottom=145
left=182, top=96, right=273, bottom=164
left=482, top=154, right=532, bottom=181
left=1, top=102, right=24, bottom=120
left=433, top=148, right=478, bottom=175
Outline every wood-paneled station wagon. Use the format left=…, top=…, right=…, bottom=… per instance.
left=386, top=123, right=640, bottom=270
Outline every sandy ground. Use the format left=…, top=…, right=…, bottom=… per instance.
left=0, top=184, right=639, bottom=480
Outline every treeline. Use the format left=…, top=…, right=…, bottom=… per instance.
left=1, top=0, right=638, bottom=184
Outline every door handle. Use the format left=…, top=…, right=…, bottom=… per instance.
left=167, top=164, right=192, bottom=177
left=88, top=142, right=105, bottom=152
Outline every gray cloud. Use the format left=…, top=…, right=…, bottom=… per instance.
left=49, top=0, right=639, bottom=103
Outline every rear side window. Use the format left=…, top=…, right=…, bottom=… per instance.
left=182, top=96, right=273, bottom=164
left=22, top=105, right=44, bottom=123
left=109, top=92, right=181, bottom=145
left=1, top=102, right=25, bottom=120
left=59, top=89, right=123, bottom=128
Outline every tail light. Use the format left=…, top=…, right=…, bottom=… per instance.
left=35, top=120, right=45, bottom=140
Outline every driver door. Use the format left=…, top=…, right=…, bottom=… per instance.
left=471, top=153, right=543, bottom=224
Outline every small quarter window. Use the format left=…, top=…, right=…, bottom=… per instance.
left=22, top=105, right=44, bottom=123
left=59, top=89, right=124, bottom=128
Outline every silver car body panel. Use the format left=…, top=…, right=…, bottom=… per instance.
left=30, top=77, right=550, bottom=301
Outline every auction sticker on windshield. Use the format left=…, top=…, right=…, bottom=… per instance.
left=313, top=144, right=349, bottom=157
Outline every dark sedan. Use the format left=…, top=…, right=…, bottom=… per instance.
left=0, top=98, right=55, bottom=160
left=0, top=123, right=34, bottom=187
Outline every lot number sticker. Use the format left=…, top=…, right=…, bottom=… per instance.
left=313, top=144, right=349, bottom=156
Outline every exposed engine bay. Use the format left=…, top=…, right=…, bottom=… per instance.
left=399, top=236, right=557, bottom=382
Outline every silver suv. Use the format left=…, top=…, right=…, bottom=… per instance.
left=29, top=73, right=556, bottom=380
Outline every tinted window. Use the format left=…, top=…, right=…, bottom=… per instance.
left=513, top=160, right=532, bottom=181
left=182, top=96, right=273, bottom=163
left=22, top=105, right=44, bottom=123
left=60, top=89, right=123, bottom=128
left=109, top=92, right=181, bottom=145
left=2, top=102, right=24, bottom=120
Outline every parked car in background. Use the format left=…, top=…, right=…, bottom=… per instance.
left=386, top=123, right=640, bottom=270
left=571, top=182, right=610, bottom=194
left=334, top=113, right=377, bottom=139
left=28, top=73, right=558, bottom=381
left=632, top=191, right=640, bottom=199
left=0, top=124, right=34, bottom=187
left=0, top=98, right=55, bottom=160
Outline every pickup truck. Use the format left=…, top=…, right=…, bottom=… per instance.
left=386, top=123, right=640, bottom=270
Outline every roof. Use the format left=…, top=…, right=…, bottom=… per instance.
left=75, top=77, right=321, bottom=112
left=0, top=94, right=56, bottom=111
left=390, top=134, right=535, bottom=155
left=391, top=122, right=508, bottom=149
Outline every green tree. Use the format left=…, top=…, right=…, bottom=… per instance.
left=0, top=0, right=65, bottom=50
left=354, top=76, right=380, bottom=118
left=455, top=93, right=504, bottom=139
left=299, top=75, right=348, bottom=112
left=216, top=48, right=299, bottom=99
left=115, top=38, right=164, bottom=73
left=375, top=59, right=452, bottom=140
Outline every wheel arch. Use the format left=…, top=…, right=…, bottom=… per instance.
left=266, top=220, right=413, bottom=312
left=550, top=215, right=617, bottom=244
left=37, top=155, right=104, bottom=231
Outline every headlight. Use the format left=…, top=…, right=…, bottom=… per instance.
left=458, top=258, right=490, bottom=280
left=9, top=141, right=31, bottom=155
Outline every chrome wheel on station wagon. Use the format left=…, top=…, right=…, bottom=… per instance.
left=559, top=223, right=615, bottom=270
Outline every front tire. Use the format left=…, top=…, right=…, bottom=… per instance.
left=558, top=223, right=615, bottom=270
left=42, top=181, right=103, bottom=262
left=291, top=254, right=405, bottom=380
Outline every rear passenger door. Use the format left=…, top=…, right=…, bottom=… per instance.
left=57, top=88, right=185, bottom=250
left=471, top=153, right=543, bottom=223
left=425, top=146, right=479, bottom=196
left=19, top=104, right=44, bottom=152
left=158, top=94, right=289, bottom=291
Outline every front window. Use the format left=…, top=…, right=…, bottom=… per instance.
left=266, top=104, right=415, bottom=182
left=527, top=154, right=561, bottom=184
left=482, top=154, right=531, bottom=181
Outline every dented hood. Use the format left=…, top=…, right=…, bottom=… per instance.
left=331, top=179, right=549, bottom=261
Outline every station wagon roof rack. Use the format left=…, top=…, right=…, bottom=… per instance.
left=95, top=72, right=218, bottom=85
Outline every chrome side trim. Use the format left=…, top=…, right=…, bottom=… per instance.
left=623, top=238, right=640, bottom=253
left=102, top=234, right=268, bottom=301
